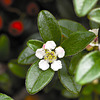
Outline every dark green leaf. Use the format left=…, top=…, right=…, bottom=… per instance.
left=58, top=59, right=81, bottom=94
left=0, top=34, right=10, bottom=60
left=61, top=89, right=78, bottom=98
left=69, top=51, right=86, bottom=75
left=88, top=8, right=100, bottom=23
left=0, top=93, right=13, bottom=100
left=38, top=10, right=61, bottom=45
left=26, top=60, right=54, bottom=94
left=79, top=95, right=92, bottom=100
left=58, top=19, right=87, bottom=37
left=89, top=20, right=100, bottom=29
left=76, top=51, right=100, bottom=85
left=18, top=47, right=38, bottom=65
left=8, top=59, right=29, bottom=78
left=56, top=0, right=76, bottom=19
left=0, top=73, right=9, bottom=83
left=73, top=0, right=98, bottom=17
left=27, top=40, right=43, bottom=52
left=94, top=84, right=100, bottom=94
left=82, top=84, right=94, bottom=95
left=61, top=31, right=95, bottom=56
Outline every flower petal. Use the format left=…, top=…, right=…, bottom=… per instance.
left=35, top=48, right=45, bottom=59
left=45, top=41, right=56, bottom=50
left=90, top=43, right=99, bottom=46
left=55, top=46, right=65, bottom=58
left=42, top=44, right=46, bottom=49
left=89, top=29, right=99, bottom=36
left=39, top=60, right=49, bottom=70
left=51, top=60, right=62, bottom=71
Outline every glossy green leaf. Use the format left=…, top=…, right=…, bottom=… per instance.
left=0, top=93, right=13, bottom=100
left=26, top=61, right=54, bottom=94
left=89, top=20, right=100, bottom=29
left=18, top=47, right=38, bottom=65
left=27, top=40, right=43, bottom=52
left=8, top=59, right=29, bottom=78
left=58, top=19, right=87, bottom=37
left=88, top=8, right=100, bottom=23
left=61, top=31, right=95, bottom=56
left=58, top=60, right=81, bottom=94
left=76, top=51, right=100, bottom=85
left=73, top=0, right=98, bottom=17
left=0, top=34, right=10, bottom=60
left=61, top=89, right=78, bottom=98
left=69, top=51, right=86, bottom=75
left=38, top=10, right=61, bottom=45
left=0, top=73, right=9, bottom=83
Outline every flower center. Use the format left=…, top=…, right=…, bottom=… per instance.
left=44, top=51, right=57, bottom=63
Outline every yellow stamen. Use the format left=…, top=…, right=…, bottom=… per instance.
left=44, top=51, right=57, bottom=63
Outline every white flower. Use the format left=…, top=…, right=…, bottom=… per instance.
left=89, top=43, right=99, bottom=46
left=86, top=29, right=99, bottom=50
left=55, top=46, right=65, bottom=58
left=89, top=28, right=99, bottom=36
left=51, top=60, right=62, bottom=71
left=45, top=41, right=56, bottom=50
left=35, top=48, right=45, bottom=59
left=39, top=60, right=49, bottom=70
left=35, top=41, right=65, bottom=71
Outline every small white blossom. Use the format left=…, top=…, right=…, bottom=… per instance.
left=89, top=43, right=99, bottom=46
left=45, top=41, right=56, bottom=50
left=86, top=29, right=99, bottom=51
left=35, top=48, right=45, bottom=59
left=35, top=41, right=65, bottom=71
left=89, top=29, right=99, bottom=36
left=55, top=46, right=65, bottom=58
left=39, top=60, right=49, bottom=70
left=51, top=60, right=62, bottom=71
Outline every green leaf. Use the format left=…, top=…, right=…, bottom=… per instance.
left=0, top=34, right=10, bottom=60
left=26, top=60, right=54, bottom=94
left=69, top=51, right=86, bottom=75
left=27, top=40, right=43, bottom=51
left=58, top=59, right=81, bottom=94
left=89, top=20, right=100, bottom=29
left=76, top=51, right=100, bottom=85
left=61, top=89, right=78, bottom=98
left=88, top=8, right=100, bottom=23
left=0, top=93, right=13, bottom=100
left=56, top=0, right=76, bottom=19
left=61, top=31, right=95, bottom=56
left=73, top=0, right=98, bottom=17
left=94, top=84, right=100, bottom=94
left=58, top=19, right=87, bottom=37
left=82, top=84, right=94, bottom=95
left=79, top=95, right=92, bottom=100
left=8, top=59, right=29, bottom=78
left=0, top=73, right=9, bottom=83
left=38, top=10, right=61, bottom=45
left=18, top=47, right=38, bottom=65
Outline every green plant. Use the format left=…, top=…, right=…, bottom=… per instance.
left=17, top=9, right=98, bottom=98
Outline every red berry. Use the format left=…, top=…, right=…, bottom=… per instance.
left=26, top=2, right=39, bottom=16
left=1, top=0, right=13, bottom=6
left=0, top=16, right=3, bottom=30
left=8, top=20, right=24, bottom=36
